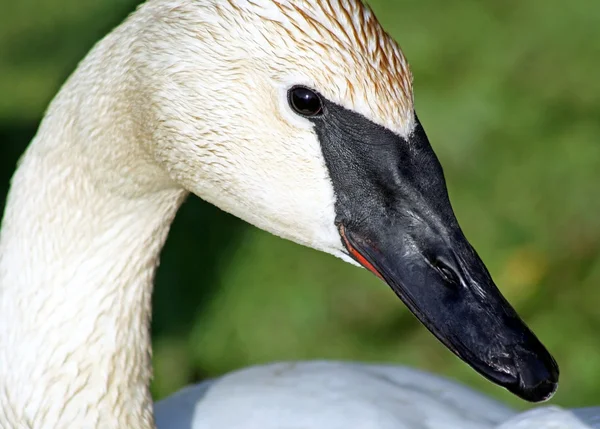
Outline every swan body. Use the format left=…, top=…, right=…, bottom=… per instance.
left=0, top=0, right=598, bottom=428
left=155, top=362, right=515, bottom=429
left=154, top=362, right=600, bottom=429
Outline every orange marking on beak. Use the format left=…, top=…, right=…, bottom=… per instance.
left=339, top=225, right=384, bottom=281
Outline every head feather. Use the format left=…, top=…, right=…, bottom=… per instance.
left=225, top=0, right=415, bottom=135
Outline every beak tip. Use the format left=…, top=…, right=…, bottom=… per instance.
left=510, top=347, right=560, bottom=403
left=513, top=377, right=558, bottom=403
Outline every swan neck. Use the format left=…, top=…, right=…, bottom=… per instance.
left=0, top=23, right=186, bottom=429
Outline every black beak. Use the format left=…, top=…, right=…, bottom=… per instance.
left=339, top=222, right=557, bottom=402
left=309, top=98, right=559, bottom=402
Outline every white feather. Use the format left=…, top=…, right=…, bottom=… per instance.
left=0, top=1, right=597, bottom=428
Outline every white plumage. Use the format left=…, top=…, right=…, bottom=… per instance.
left=0, top=1, right=597, bottom=428
left=154, top=362, right=599, bottom=429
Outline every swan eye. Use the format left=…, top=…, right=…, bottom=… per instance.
left=288, top=86, right=323, bottom=117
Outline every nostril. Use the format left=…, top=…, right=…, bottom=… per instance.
left=432, top=257, right=461, bottom=287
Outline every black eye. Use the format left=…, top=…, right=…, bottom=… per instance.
left=288, top=86, right=323, bottom=117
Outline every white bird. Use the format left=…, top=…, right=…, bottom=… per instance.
left=154, top=362, right=600, bottom=429
left=0, top=0, right=597, bottom=428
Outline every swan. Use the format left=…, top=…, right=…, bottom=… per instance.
left=0, top=0, right=598, bottom=428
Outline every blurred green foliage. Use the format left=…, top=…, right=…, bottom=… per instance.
left=1, top=0, right=599, bottom=411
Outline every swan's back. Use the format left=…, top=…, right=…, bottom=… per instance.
left=155, top=362, right=600, bottom=429
left=156, top=361, right=513, bottom=429
left=497, top=407, right=600, bottom=429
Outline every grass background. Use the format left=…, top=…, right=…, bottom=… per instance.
left=1, top=0, right=599, bottom=410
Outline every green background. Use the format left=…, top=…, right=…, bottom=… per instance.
left=1, top=0, right=599, bottom=410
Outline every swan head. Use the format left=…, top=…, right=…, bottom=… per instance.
left=133, top=0, right=558, bottom=402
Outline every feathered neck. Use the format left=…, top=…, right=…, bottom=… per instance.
left=0, top=13, right=187, bottom=429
